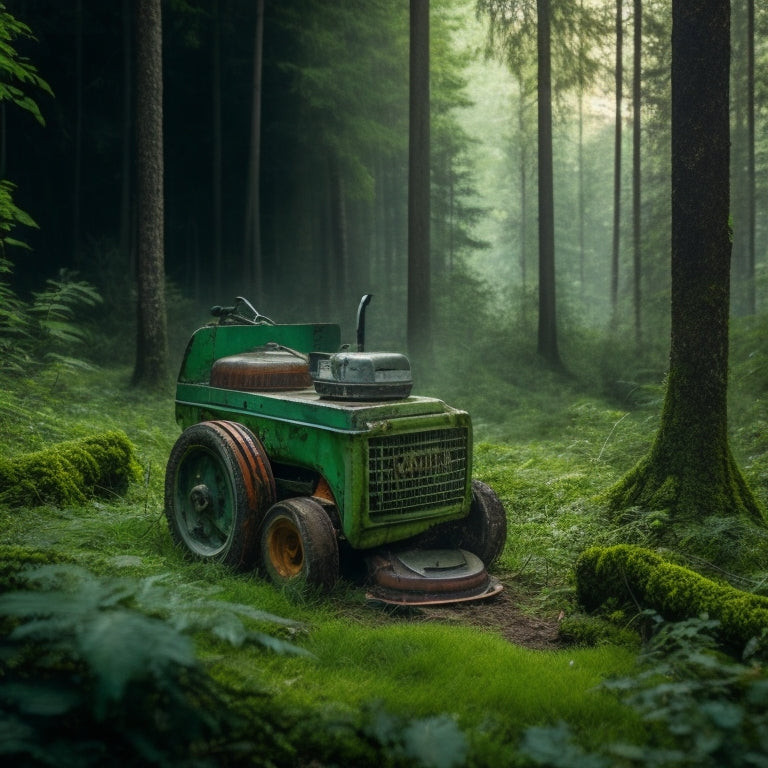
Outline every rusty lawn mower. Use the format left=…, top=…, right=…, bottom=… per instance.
left=164, top=295, right=507, bottom=605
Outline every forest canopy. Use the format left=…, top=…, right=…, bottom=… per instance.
left=2, top=0, right=766, bottom=355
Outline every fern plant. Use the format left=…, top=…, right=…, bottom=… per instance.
left=518, top=614, right=768, bottom=767
left=0, top=264, right=103, bottom=373
left=0, top=254, right=31, bottom=372
left=28, top=269, right=103, bottom=368
left=0, top=563, right=311, bottom=767
left=0, top=2, right=53, bottom=126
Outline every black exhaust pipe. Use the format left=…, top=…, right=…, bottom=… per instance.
left=356, top=294, right=373, bottom=351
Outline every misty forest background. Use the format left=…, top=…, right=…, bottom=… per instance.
left=5, top=0, right=765, bottom=387
left=4, top=1, right=768, bottom=764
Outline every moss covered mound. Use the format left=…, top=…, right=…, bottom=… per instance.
left=575, top=544, right=768, bottom=652
left=0, top=431, right=141, bottom=508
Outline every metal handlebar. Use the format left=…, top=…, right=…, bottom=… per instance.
left=210, top=296, right=275, bottom=326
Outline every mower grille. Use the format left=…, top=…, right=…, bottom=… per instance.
left=368, top=428, right=469, bottom=518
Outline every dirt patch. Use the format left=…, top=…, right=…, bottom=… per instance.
left=362, top=577, right=565, bottom=651
left=409, top=588, right=564, bottom=650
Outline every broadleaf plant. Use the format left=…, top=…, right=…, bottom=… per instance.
left=0, top=563, right=312, bottom=766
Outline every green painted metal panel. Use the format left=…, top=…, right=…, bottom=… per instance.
left=177, top=323, right=341, bottom=383
left=175, top=383, right=456, bottom=432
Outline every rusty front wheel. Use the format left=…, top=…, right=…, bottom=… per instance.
left=260, top=497, right=339, bottom=591
left=164, top=421, right=275, bottom=569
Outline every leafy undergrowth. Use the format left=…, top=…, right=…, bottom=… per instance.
left=1, top=345, right=768, bottom=764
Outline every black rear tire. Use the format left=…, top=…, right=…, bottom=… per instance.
left=401, top=480, right=507, bottom=568
left=460, top=480, right=507, bottom=567
left=164, top=420, right=275, bottom=569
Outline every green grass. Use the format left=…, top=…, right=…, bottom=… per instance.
left=2, top=338, right=767, bottom=761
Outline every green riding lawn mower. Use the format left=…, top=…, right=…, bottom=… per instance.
left=164, top=295, right=507, bottom=605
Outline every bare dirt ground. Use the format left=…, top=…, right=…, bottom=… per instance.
left=363, top=576, right=565, bottom=651
left=409, top=587, right=564, bottom=650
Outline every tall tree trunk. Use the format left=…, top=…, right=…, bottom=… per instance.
left=132, top=0, right=168, bottom=388
left=407, top=0, right=432, bottom=364
left=577, top=68, right=585, bottom=297
left=745, top=0, right=755, bottom=314
left=243, top=0, right=264, bottom=301
left=536, top=0, right=560, bottom=367
left=120, top=0, right=133, bottom=276
left=576, top=0, right=586, bottom=297
left=609, top=0, right=763, bottom=540
left=631, top=0, right=642, bottom=344
left=329, top=157, right=348, bottom=308
left=212, top=0, right=223, bottom=300
left=610, top=0, right=623, bottom=330
left=72, top=0, right=82, bottom=266
left=517, top=82, right=528, bottom=327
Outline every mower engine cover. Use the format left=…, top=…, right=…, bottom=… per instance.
left=311, top=350, right=413, bottom=400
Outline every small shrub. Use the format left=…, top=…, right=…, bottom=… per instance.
left=520, top=615, right=768, bottom=767
left=600, top=614, right=768, bottom=766
left=0, top=545, right=65, bottom=592
left=0, top=563, right=312, bottom=767
left=558, top=614, right=640, bottom=649
left=0, top=261, right=102, bottom=374
left=0, top=430, right=141, bottom=508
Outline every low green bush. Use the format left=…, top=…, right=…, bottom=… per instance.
left=558, top=614, right=641, bottom=649
left=575, top=544, right=768, bottom=653
left=520, top=614, right=768, bottom=767
left=0, top=430, right=141, bottom=508
left=0, top=545, right=66, bottom=593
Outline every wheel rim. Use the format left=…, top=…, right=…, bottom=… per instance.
left=266, top=518, right=304, bottom=578
left=174, top=446, right=234, bottom=556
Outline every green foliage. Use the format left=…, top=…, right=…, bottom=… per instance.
left=285, top=702, right=469, bottom=768
left=575, top=545, right=768, bottom=654
left=0, top=1, right=53, bottom=125
left=0, top=431, right=141, bottom=508
left=599, top=614, right=768, bottom=766
left=558, top=614, right=641, bottom=649
left=28, top=270, right=103, bottom=360
left=0, top=6, right=96, bottom=378
left=0, top=561, right=491, bottom=768
left=0, top=545, right=65, bottom=592
left=0, top=562, right=312, bottom=767
left=519, top=614, right=768, bottom=767
left=0, top=3, right=51, bottom=261
left=0, top=179, right=38, bottom=249
left=0, top=262, right=103, bottom=373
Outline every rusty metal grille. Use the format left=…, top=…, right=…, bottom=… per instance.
left=368, top=428, right=468, bottom=518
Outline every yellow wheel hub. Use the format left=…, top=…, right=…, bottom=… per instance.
left=267, top=519, right=304, bottom=577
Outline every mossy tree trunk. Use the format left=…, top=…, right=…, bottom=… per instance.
left=608, top=0, right=764, bottom=525
left=132, top=0, right=169, bottom=389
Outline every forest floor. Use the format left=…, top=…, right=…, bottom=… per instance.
left=407, top=586, right=563, bottom=649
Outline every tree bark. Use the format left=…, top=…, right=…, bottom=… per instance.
left=536, top=0, right=560, bottom=367
left=407, top=0, right=432, bottom=364
left=608, top=0, right=763, bottom=531
left=745, top=0, right=755, bottom=314
left=211, top=0, right=223, bottom=301
left=609, top=0, right=622, bottom=331
left=72, top=0, right=83, bottom=267
left=242, top=0, right=264, bottom=301
left=132, top=0, right=168, bottom=388
left=120, top=0, right=133, bottom=277
left=631, top=0, right=641, bottom=344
